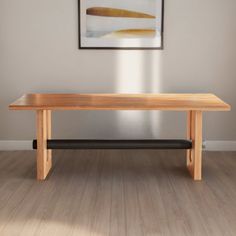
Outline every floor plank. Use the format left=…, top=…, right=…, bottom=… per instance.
left=0, top=150, right=235, bottom=236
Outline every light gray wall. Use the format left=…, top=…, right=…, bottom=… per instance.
left=0, top=0, right=235, bottom=141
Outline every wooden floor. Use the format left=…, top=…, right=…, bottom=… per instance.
left=0, top=150, right=236, bottom=236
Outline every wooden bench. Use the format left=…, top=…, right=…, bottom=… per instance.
left=9, top=93, right=230, bottom=181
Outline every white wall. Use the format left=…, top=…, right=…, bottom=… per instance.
left=0, top=0, right=235, bottom=143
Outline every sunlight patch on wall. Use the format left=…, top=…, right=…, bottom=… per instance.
left=150, top=52, right=163, bottom=138
left=115, top=46, right=163, bottom=138
left=115, top=45, right=145, bottom=138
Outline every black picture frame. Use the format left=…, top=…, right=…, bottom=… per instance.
left=78, top=0, right=164, bottom=50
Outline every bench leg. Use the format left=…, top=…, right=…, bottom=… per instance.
left=187, top=111, right=202, bottom=180
left=46, top=110, right=52, bottom=166
left=36, top=110, right=52, bottom=180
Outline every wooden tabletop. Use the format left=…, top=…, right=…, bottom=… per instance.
left=9, top=93, right=231, bottom=111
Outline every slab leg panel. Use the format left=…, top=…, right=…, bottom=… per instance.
left=36, top=110, right=52, bottom=180
left=187, top=111, right=202, bottom=180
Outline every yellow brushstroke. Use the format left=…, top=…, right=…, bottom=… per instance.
left=102, top=29, right=157, bottom=38
left=86, top=7, right=155, bottom=19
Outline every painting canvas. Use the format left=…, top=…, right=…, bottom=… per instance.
left=79, top=0, right=164, bottom=49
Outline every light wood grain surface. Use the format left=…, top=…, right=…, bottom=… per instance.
left=0, top=150, right=236, bottom=235
left=9, top=93, right=231, bottom=111
left=187, top=111, right=203, bottom=180
left=36, top=110, right=52, bottom=180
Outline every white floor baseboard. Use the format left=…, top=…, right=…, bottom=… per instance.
left=0, top=140, right=236, bottom=151
left=0, top=140, right=32, bottom=151
left=203, top=141, right=236, bottom=151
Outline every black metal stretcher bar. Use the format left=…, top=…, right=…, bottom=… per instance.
left=33, top=139, right=192, bottom=150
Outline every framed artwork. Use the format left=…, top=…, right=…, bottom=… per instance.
left=79, top=0, right=164, bottom=49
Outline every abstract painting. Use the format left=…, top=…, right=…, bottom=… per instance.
left=79, top=0, right=164, bottom=49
